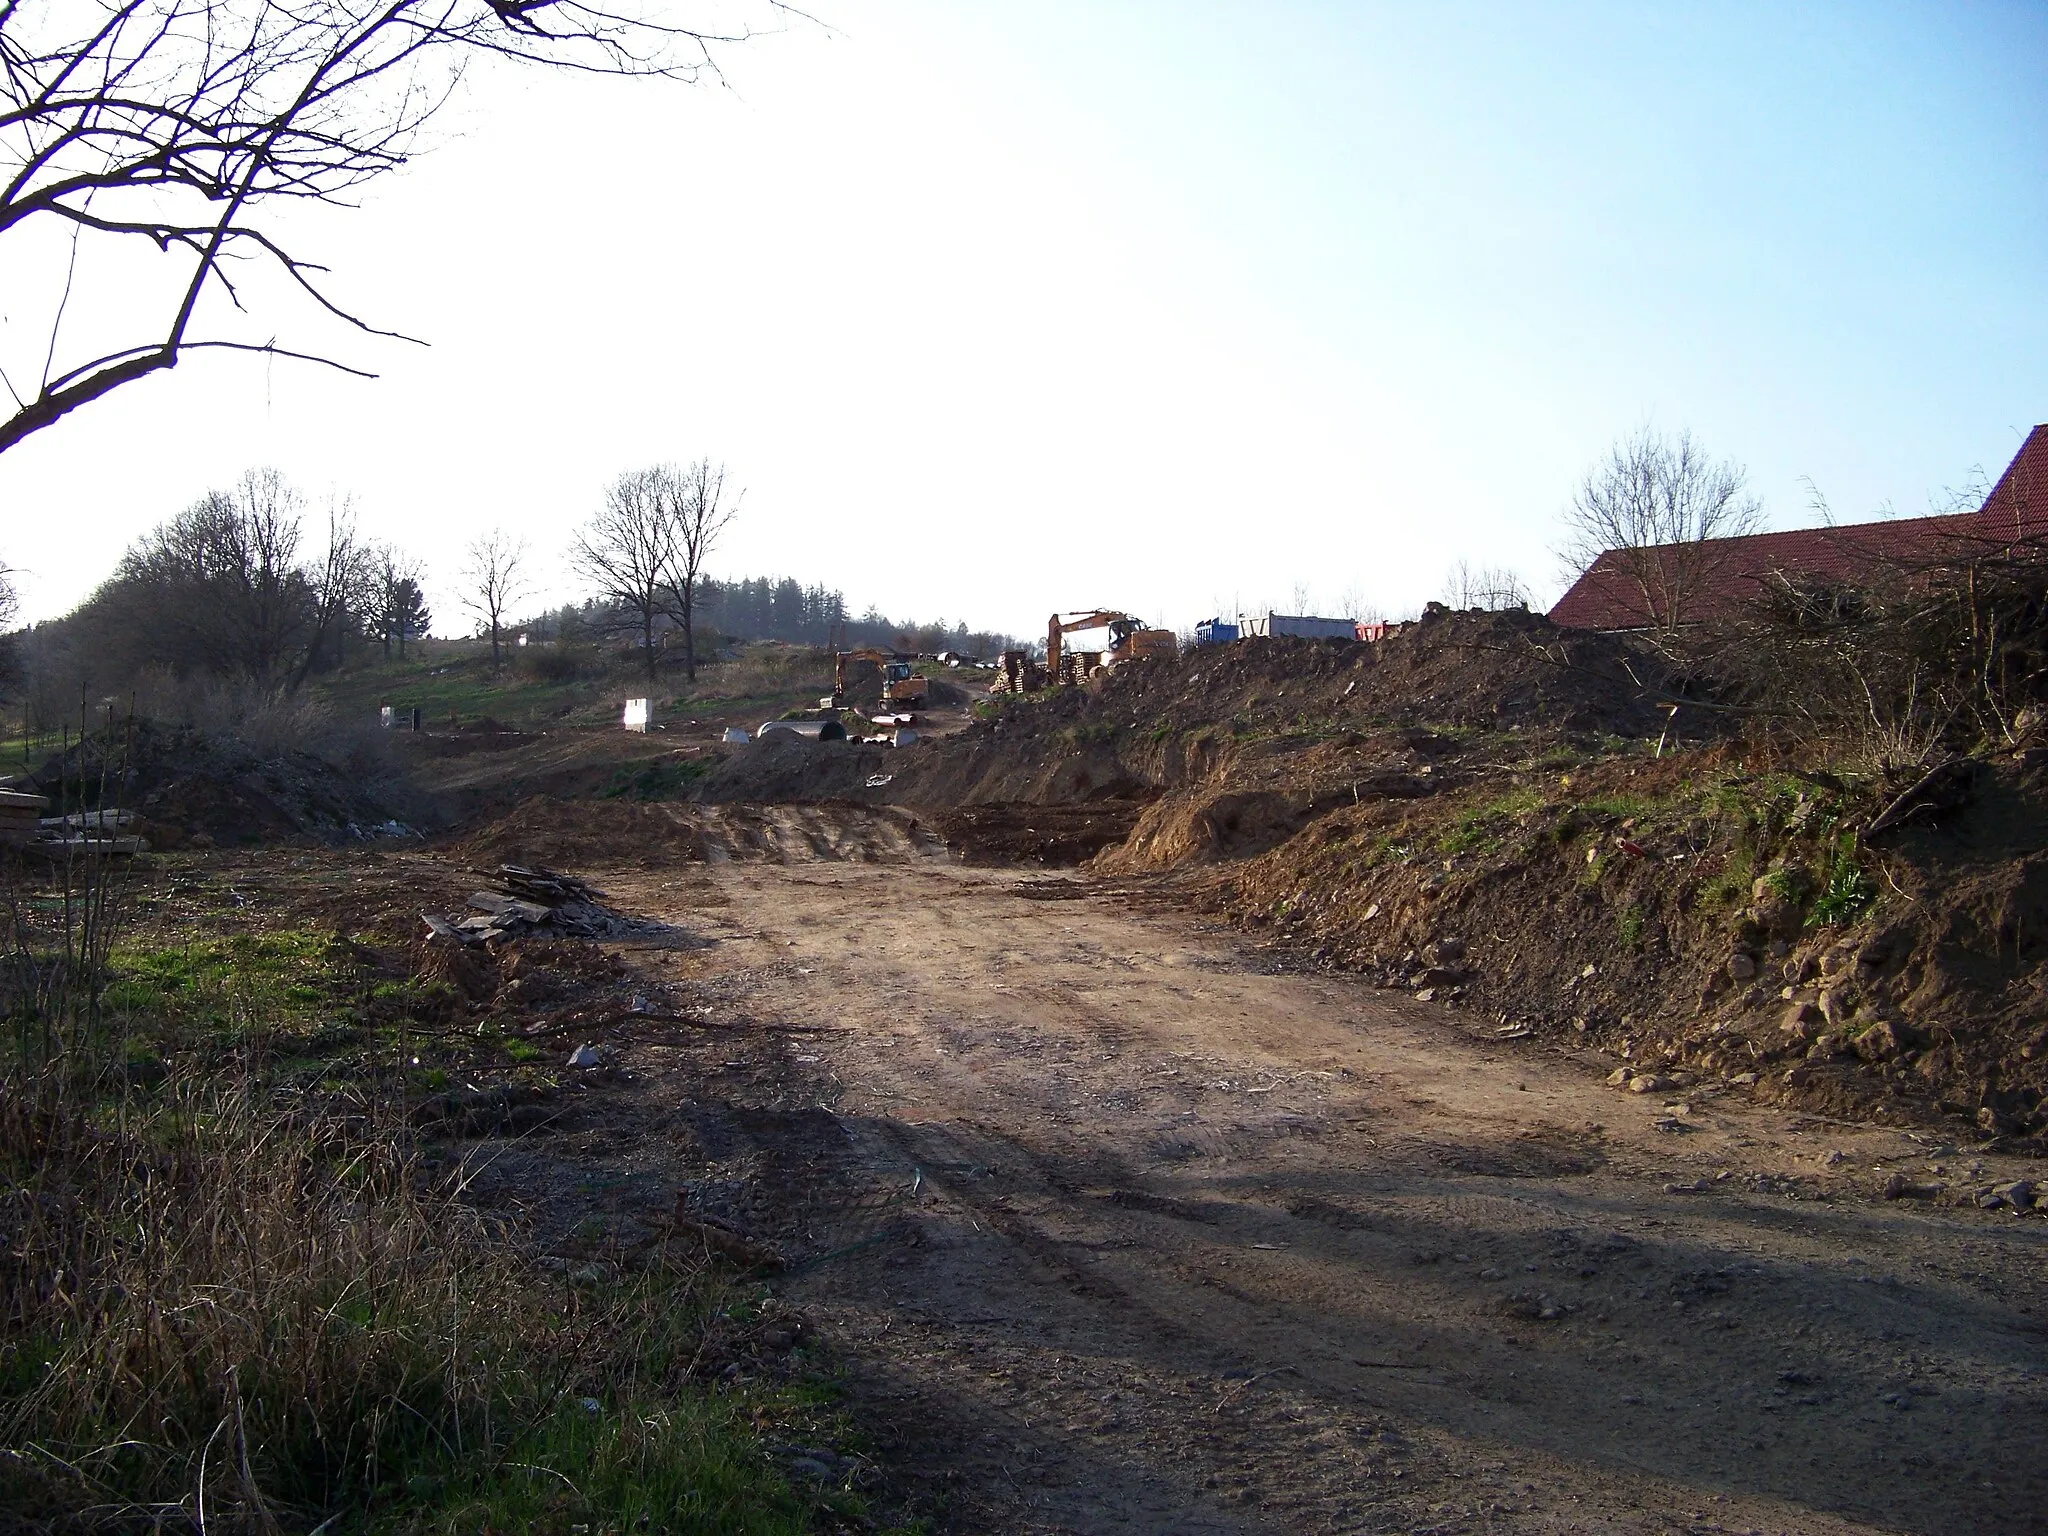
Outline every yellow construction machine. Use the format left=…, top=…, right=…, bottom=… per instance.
left=1046, top=611, right=1177, bottom=685
left=830, top=648, right=930, bottom=711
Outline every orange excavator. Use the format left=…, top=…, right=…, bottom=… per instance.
left=1046, top=611, right=1177, bottom=685
left=830, top=648, right=930, bottom=711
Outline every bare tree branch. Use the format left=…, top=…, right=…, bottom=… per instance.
left=1, top=1, right=802, bottom=455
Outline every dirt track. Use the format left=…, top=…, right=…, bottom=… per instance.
left=591, top=817, right=2048, bottom=1535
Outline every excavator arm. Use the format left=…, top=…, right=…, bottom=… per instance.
left=1047, top=611, right=1131, bottom=682
left=834, top=648, right=894, bottom=700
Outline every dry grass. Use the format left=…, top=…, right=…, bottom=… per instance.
left=0, top=856, right=837, bottom=1535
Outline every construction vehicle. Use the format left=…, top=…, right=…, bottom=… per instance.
left=830, top=648, right=929, bottom=711
left=1046, top=611, right=1177, bottom=685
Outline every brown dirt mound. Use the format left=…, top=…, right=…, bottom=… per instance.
left=458, top=796, right=707, bottom=868
left=883, top=609, right=1686, bottom=816
left=929, top=802, right=1147, bottom=867
left=695, top=730, right=894, bottom=805
left=1211, top=744, right=2048, bottom=1145
left=29, top=720, right=416, bottom=847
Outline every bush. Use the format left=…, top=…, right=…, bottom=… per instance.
left=514, top=642, right=591, bottom=684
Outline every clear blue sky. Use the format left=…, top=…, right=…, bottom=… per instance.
left=2, top=0, right=2042, bottom=633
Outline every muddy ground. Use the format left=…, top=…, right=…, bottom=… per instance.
left=171, top=809, right=2048, bottom=1535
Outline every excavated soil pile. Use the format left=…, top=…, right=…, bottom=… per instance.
left=886, top=609, right=1683, bottom=814
left=25, top=721, right=415, bottom=848
left=695, top=729, right=894, bottom=805
left=1216, top=743, right=2048, bottom=1147
left=926, top=802, right=1148, bottom=866
left=459, top=796, right=708, bottom=870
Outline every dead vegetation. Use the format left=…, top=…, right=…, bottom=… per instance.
left=0, top=843, right=869, bottom=1533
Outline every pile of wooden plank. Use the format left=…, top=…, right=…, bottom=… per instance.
left=988, top=650, right=1048, bottom=695
left=421, top=864, right=664, bottom=945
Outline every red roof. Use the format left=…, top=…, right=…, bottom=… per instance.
left=1549, top=424, right=2048, bottom=631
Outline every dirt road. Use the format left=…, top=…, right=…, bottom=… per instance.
left=593, top=821, right=2048, bottom=1535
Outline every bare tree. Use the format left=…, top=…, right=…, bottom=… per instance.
left=1443, top=559, right=1530, bottom=612
left=0, top=559, right=16, bottom=631
left=1558, top=426, right=1764, bottom=636
left=0, top=1, right=793, bottom=456
left=287, top=501, right=373, bottom=688
left=574, top=466, right=684, bottom=680
left=1336, top=584, right=1381, bottom=624
left=461, top=530, right=529, bottom=673
left=672, top=458, right=739, bottom=681
left=116, top=468, right=312, bottom=683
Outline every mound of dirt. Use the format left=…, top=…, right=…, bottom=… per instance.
left=1212, top=744, right=2048, bottom=1145
left=458, top=796, right=708, bottom=869
left=26, top=721, right=415, bottom=848
left=695, top=730, right=894, bottom=805
left=928, top=802, right=1148, bottom=867
left=880, top=610, right=1684, bottom=818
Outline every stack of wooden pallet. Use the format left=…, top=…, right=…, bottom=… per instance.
left=0, top=789, right=47, bottom=847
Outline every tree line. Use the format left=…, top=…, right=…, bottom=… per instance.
left=0, top=458, right=1016, bottom=732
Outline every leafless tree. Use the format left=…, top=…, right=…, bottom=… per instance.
left=573, top=465, right=684, bottom=680
left=461, top=530, right=529, bottom=673
left=0, top=0, right=796, bottom=456
left=1335, top=584, right=1381, bottom=624
left=117, top=468, right=312, bottom=683
left=1558, top=426, right=1764, bottom=637
left=1443, top=559, right=1530, bottom=612
left=672, top=458, right=738, bottom=681
left=0, top=559, right=16, bottom=630
left=288, top=501, right=373, bottom=687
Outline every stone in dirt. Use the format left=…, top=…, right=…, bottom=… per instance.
left=1781, top=1001, right=1824, bottom=1038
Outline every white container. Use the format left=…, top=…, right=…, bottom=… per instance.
left=623, top=698, right=650, bottom=733
left=722, top=727, right=751, bottom=744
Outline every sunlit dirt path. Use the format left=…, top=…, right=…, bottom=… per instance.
left=606, top=843, right=2048, bottom=1535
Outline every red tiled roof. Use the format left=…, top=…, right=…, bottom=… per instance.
left=1549, top=424, right=2048, bottom=631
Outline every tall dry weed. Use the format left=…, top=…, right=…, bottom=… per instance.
left=1, top=851, right=766, bottom=1532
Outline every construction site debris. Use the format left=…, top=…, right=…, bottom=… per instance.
left=757, top=718, right=848, bottom=743
left=421, top=863, right=668, bottom=944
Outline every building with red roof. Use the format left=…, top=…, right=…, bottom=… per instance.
left=1549, top=424, right=2048, bottom=632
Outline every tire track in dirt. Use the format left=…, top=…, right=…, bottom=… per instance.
left=603, top=825, right=2048, bottom=1534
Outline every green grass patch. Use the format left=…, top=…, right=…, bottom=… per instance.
left=1435, top=788, right=1543, bottom=857
left=1617, top=904, right=1646, bottom=949
left=603, top=756, right=714, bottom=801
left=105, top=928, right=347, bottom=1038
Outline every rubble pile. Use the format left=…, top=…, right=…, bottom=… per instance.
left=421, top=864, right=667, bottom=945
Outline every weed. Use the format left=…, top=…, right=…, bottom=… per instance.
left=1580, top=794, right=1654, bottom=821
left=1809, top=837, right=1875, bottom=927
left=1617, top=904, right=1646, bottom=949
left=1700, top=849, right=1756, bottom=908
